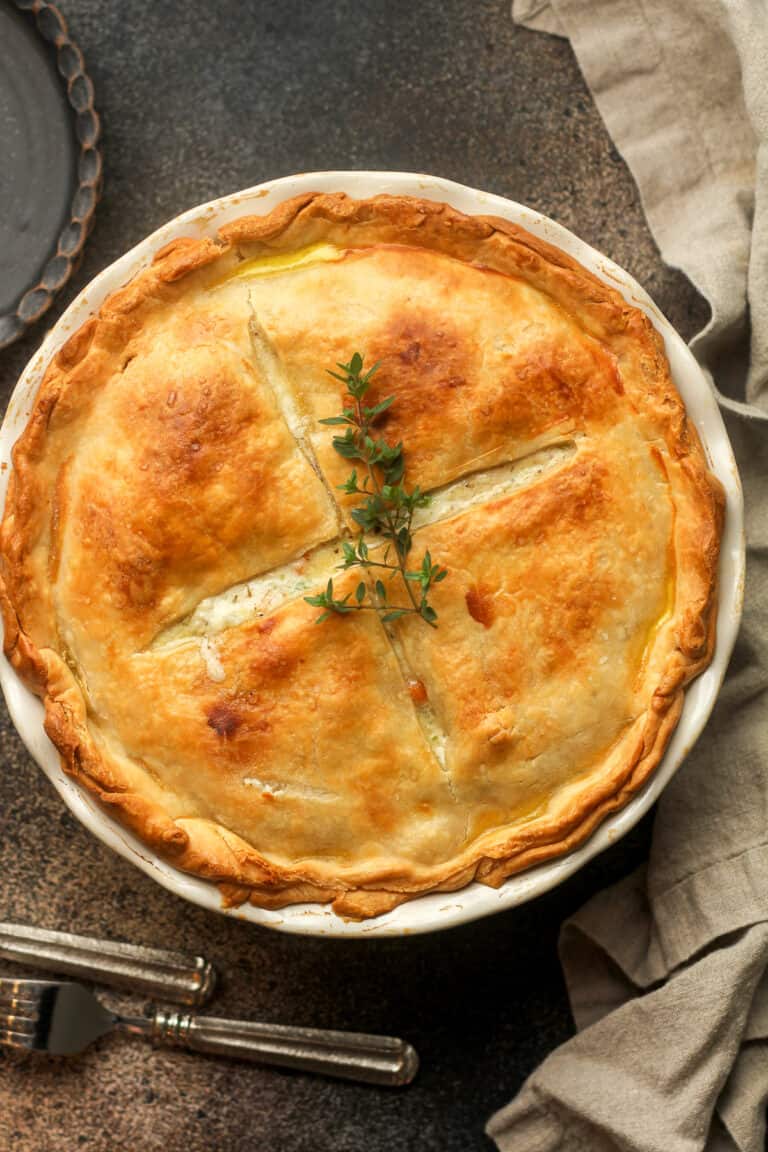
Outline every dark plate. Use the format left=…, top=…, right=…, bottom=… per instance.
left=0, top=0, right=101, bottom=349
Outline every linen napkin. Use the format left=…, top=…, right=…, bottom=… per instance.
left=487, top=4, right=768, bottom=1151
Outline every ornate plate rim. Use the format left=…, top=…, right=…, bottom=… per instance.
left=0, top=0, right=102, bottom=351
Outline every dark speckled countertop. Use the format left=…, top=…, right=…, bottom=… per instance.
left=0, top=3, right=708, bottom=1149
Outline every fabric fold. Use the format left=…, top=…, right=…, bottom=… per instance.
left=512, top=0, right=768, bottom=420
left=490, top=4, right=768, bottom=1150
left=489, top=924, right=768, bottom=1152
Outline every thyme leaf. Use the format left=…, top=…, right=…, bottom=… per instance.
left=305, top=353, right=448, bottom=628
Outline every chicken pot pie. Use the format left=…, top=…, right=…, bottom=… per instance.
left=0, top=193, right=724, bottom=919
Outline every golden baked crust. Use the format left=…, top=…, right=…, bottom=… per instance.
left=0, top=193, right=724, bottom=919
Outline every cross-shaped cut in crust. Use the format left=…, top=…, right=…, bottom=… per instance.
left=0, top=193, right=723, bottom=919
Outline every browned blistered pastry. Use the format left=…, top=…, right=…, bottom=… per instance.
left=0, top=193, right=724, bottom=919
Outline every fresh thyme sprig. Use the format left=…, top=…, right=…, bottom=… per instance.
left=304, top=352, right=448, bottom=628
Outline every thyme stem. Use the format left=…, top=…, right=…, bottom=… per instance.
left=304, top=353, right=448, bottom=627
left=352, top=394, right=424, bottom=618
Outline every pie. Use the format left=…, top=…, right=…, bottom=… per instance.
left=0, top=192, right=724, bottom=919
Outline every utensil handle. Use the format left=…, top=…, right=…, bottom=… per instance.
left=149, top=1009, right=419, bottom=1086
left=0, top=922, right=215, bottom=1007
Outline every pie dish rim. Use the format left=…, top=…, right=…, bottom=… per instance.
left=0, top=171, right=744, bottom=937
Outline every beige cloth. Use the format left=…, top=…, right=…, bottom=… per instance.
left=488, top=4, right=768, bottom=1151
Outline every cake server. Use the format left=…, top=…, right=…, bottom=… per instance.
left=0, top=921, right=215, bottom=1006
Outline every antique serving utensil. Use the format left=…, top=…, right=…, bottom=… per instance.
left=0, top=978, right=419, bottom=1086
left=0, top=922, right=215, bottom=1006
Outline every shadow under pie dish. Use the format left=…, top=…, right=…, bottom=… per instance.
left=0, top=186, right=727, bottom=923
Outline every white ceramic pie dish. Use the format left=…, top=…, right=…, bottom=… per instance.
left=0, top=171, right=744, bottom=937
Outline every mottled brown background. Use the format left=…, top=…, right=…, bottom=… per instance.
left=0, top=2, right=708, bottom=1149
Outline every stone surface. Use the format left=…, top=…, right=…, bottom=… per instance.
left=0, top=2, right=708, bottom=1150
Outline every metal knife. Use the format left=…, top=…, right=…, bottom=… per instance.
left=0, top=921, right=216, bottom=1006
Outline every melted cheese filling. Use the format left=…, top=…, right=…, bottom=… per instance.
left=215, top=242, right=342, bottom=284
left=414, top=443, right=577, bottom=528
left=152, top=443, right=578, bottom=652
left=154, top=542, right=342, bottom=647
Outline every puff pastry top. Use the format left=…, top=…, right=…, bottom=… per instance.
left=0, top=193, right=724, bottom=919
